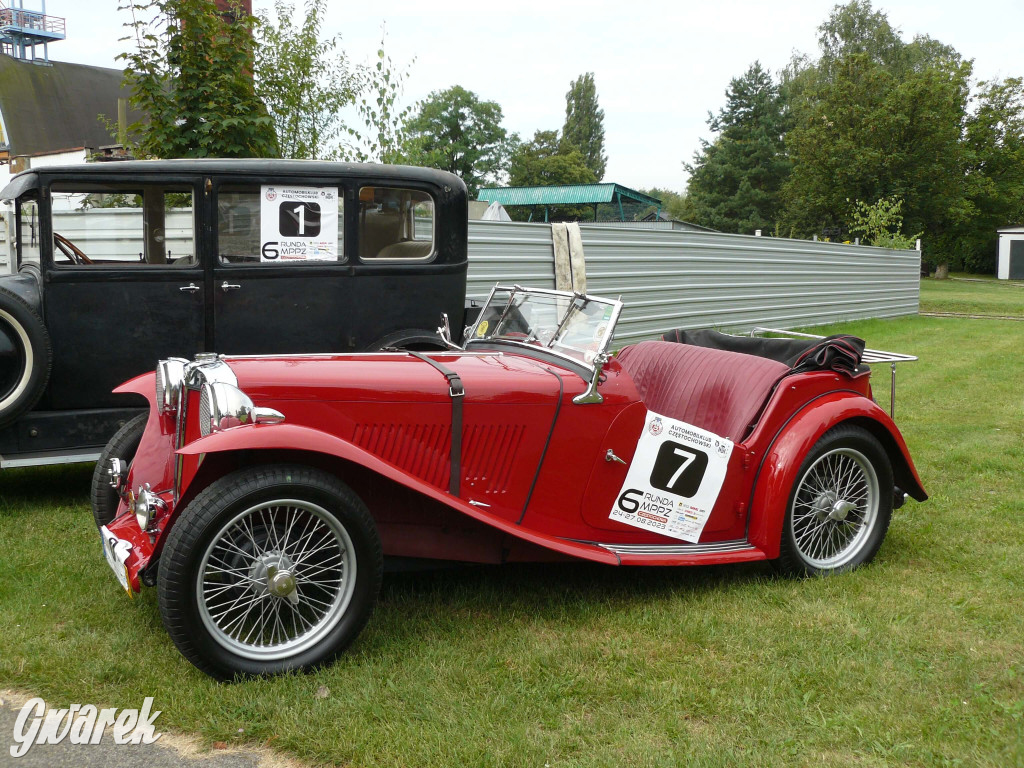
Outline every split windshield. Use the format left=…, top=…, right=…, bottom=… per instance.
left=467, top=286, right=621, bottom=368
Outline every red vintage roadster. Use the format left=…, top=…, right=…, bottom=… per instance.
left=94, top=285, right=926, bottom=679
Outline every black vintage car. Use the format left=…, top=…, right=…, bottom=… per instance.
left=0, top=160, right=468, bottom=469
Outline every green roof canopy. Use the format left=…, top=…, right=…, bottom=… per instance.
left=478, top=183, right=661, bottom=208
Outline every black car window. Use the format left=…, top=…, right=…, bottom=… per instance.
left=48, top=184, right=197, bottom=267
left=358, top=186, right=434, bottom=261
left=16, top=195, right=41, bottom=267
left=217, top=185, right=344, bottom=265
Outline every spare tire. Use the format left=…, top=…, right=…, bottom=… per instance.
left=0, top=288, right=51, bottom=428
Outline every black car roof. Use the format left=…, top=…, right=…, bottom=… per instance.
left=2, top=160, right=465, bottom=199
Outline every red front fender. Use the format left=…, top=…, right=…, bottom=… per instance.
left=176, top=423, right=621, bottom=565
left=748, top=392, right=927, bottom=558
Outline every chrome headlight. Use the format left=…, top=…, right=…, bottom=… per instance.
left=198, top=381, right=285, bottom=437
left=155, top=357, right=188, bottom=414
left=132, top=484, right=166, bottom=531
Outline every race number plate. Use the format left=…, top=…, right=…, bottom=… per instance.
left=609, top=411, right=733, bottom=543
left=99, top=525, right=134, bottom=597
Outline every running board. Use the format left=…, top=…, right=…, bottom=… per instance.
left=593, top=539, right=766, bottom=566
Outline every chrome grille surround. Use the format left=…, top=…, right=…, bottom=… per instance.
left=155, top=357, right=189, bottom=415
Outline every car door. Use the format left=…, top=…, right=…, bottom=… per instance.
left=210, top=179, right=448, bottom=355
left=41, top=177, right=207, bottom=410
left=210, top=179, right=354, bottom=355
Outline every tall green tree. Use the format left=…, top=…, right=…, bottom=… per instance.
left=781, top=0, right=971, bottom=271
left=403, top=85, right=515, bottom=197
left=685, top=62, right=790, bottom=234
left=954, top=77, right=1024, bottom=272
left=562, top=72, right=607, bottom=180
left=119, top=0, right=278, bottom=158
left=254, top=0, right=357, bottom=160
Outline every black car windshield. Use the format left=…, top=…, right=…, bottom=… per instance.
left=466, top=285, right=622, bottom=368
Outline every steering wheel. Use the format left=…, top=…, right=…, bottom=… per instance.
left=53, top=232, right=93, bottom=265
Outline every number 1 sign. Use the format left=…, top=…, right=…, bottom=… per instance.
left=260, top=186, right=339, bottom=262
left=609, top=411, right=733, bottom=543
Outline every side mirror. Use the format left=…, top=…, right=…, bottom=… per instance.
left=573, top=352, right=610, bottom=405
left=437, top=313, right=464, bottom=351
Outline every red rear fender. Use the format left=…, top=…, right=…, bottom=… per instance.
left=748, top=392, right=926, bottom=557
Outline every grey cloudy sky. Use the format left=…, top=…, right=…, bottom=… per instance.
left=43, top=0, right=1024, bottom=192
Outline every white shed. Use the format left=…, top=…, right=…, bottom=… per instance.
left=997, top=227, right=1024, bottom=280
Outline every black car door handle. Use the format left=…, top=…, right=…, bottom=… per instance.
left=220, top=281, right=241, bottom=292
left=179, top=283, right=201, bottom=294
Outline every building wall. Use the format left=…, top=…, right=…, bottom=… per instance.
left=997, top=230, right=1024, bottom=280
left=0, top=148, right=87, bottom=191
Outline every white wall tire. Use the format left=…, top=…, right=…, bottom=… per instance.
left=0, top=289, right=51, bottom=428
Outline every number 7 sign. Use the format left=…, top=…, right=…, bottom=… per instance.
left=609, top=410, right=733, bottom=543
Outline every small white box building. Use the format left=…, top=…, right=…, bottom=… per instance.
left=997, top=227, right=1024, bottom=280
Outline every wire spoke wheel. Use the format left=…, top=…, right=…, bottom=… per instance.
left=198, top=499, right=356, bottom=660
left=780, top=425, right=893, bottom=576
left=791, top=447, right=878, bottom=569
left=158, top=466, right=382, bottom=679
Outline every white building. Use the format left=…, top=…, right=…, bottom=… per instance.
left=996, top=227, right=1024, bottom=280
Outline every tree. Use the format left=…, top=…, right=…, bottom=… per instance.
left=349, top=37, right=417, bottom=163
left=953, top=78, right=1024, bottom=273
left=505, top=130, right=596, bottom=221
left=254, top=0, right=358, bottom=160
left=639, top=188, right=697, bottom=223
left=508, top=130, right=595, bottom=187
left=562, top=72, right=607, bottom=180
left=685, top=62, right=790, bottom=233
left=848, top=196, right=920, bottom=249
left=119, top=0, right=278, bottom=158
left=780, top=0, right=971, bottom=271
left=403, top=85, right=515, bottom=197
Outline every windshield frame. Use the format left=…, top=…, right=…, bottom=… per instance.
left=464, top=284, right=623, bottom=374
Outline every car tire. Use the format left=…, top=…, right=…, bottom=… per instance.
left=776, top=424, right=893, bottom=576
left=157, top=465, right=382, bottom=680
left=0, top=288, right=51, bottom=428
left=90, top=413, right=148, bottom=530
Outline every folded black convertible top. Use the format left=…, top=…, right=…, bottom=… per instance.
left=660, top=329, right=867, bottom=376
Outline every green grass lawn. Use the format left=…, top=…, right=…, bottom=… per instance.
left=1, top=282, right=1022, bottom=767
left=920, top=275, right=1024, bottom=317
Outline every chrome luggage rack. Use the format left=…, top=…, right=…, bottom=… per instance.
left=750, top=327, right=917, bottom=420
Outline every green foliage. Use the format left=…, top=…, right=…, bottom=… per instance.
left=637, top=187, right=696, bottom=223
left=254, top=0, right=358, bottom=160
left=118, top=0, right=278, bottom=158
left=508, top=130, right=596, bottom=188
left=955, top=77, right=1024, bottom=272
left=506, top=130, right=596, bottom=221
left=349, top=37, right=417, bottom=163
left=848, top=196, right=920, bottom=249
left=781, top=1, right=972, bottom=265
left=685, top=61, right=790, bottom=234
left=403, top=85, right=515, bottom=198
left=561, top=72, right=607, bottom=180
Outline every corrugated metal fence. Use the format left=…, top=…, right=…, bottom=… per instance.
left=467, top=221, right=921, bottom=343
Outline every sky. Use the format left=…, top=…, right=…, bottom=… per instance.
left=37, top=0, right=1024, bottom=193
